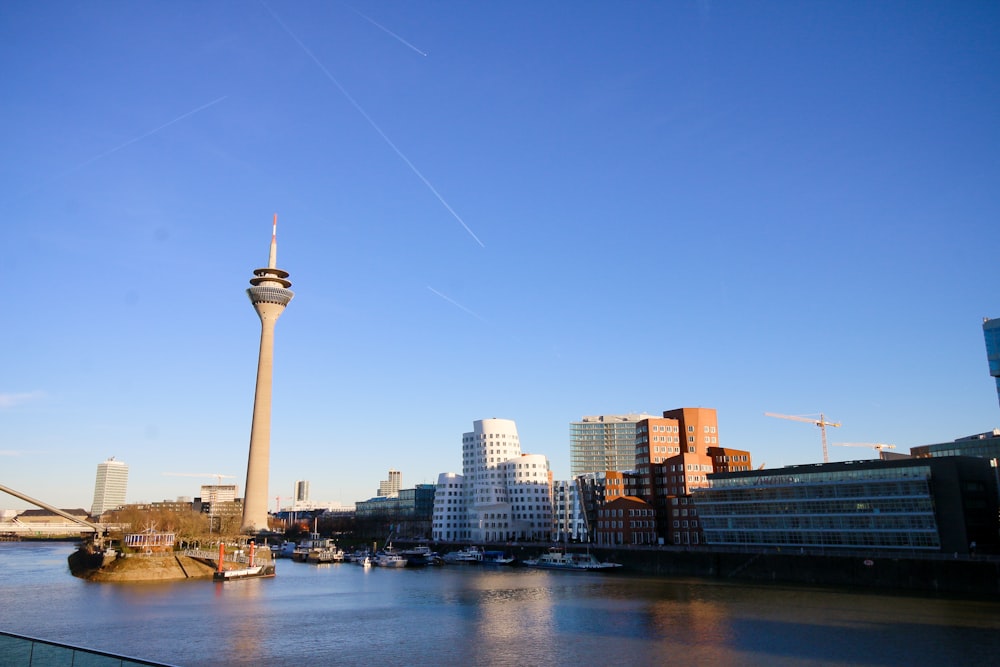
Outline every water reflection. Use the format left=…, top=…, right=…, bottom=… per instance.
left=467, top=571, right=555, bottom=663
left=3, top=543, right=1000, bottom=667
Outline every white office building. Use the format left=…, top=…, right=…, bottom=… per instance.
left=90, top=457, right=128, bottom=517
left=431, top=472, right=467, bottom=541
left=432, top=418, right=553, bottom=543
left=378, top=469, right=401, bottom=498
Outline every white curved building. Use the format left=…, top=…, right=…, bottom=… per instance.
left=432, top=472, right=466, bottom=541
left=432, top=418, right=552, bottom=543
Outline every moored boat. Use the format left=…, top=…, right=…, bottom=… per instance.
left=213, top=563, right=276, bottom=580
left=292, top=533, right=344, bottom=563
left=306, top=541, right=345, bottom=564
left=482, top=550, right=517, bottom=566
left=374, top=551, right=407, bottom=568
left=442, top=546, right=484, bottom=564
left=272, top=541, right=296, bottom=559
left=399, top=545, right=442, bottom=566
left=522, top=548, right=622, bottom=571
left=213, top=542, right=276, bottom=581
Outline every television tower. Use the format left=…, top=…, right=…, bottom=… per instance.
left=241, top=214, right=294, bottom=533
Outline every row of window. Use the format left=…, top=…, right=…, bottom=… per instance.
left=702, top=514, right=937, bottom=531
left=709, top=466, right=932, bottom=489
left=463, top=433, right=517, bottom=441
left=596, top=520, right=654, bottom=529
left=703, top=529, right=940, bottom=549
left=696, top=478, right=931, bottom=502
left=697, top=497, right=934, bottom=515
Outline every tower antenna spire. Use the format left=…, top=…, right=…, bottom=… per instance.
left=269, top=213, right=278, bottom=269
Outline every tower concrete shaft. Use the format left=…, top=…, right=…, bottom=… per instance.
left=242, top=215, right=293, bottom=533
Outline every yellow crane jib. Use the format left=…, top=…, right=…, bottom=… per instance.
left=764, top=412, right=842, bottom=463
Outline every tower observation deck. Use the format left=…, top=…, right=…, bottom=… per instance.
left=242, top=215, right=294, bottom=533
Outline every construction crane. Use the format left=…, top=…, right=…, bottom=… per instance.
left=765, top=412, right=842, bottom=463
left=164, top=472, right=236, bottom=486
left=834, top=442, right=896, bottom=454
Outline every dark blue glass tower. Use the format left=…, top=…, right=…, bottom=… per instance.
left=984, top=317, right=1000, bottom=408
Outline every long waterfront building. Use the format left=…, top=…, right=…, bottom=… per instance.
left=693, top=456, right=1000, bottom=554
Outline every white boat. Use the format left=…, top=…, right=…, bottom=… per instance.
left=213, top=542, right=276, bottom=580
left=374, top=552, right=407, bottom=568
left=482, top=550, right=516, bottom=566
left=213, top=563, right=275, bottom=580
left=442, top=546, right=484, bottom=564
left=522, top=548, right=622, bottom=571
left=358, top=556, right=372, bottom=568
left=306, top=540, right=345, bottom=564
left=291, top=533, right=323, bottom=562
left=292, top=533, right=344, bottom=563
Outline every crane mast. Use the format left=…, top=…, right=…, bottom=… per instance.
left=765, top=412, right=842, bottom=463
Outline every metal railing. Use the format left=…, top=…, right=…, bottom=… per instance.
left=0, top=631, right=176, bottom=666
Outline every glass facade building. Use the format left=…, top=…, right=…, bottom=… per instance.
left=984, top=317, right=1000, bottom=407
left=693, top=457, right=999, bottom=554
left=911, top=429, right=1000, bottom=460
left=570, top=414, right=653, bottom=477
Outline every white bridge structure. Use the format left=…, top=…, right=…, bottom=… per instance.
left=0, top=483, right=107, bottom=542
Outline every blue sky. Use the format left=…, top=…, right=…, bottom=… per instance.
left=3, top=1, right=999, bottom=511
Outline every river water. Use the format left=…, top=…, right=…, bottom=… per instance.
left=2, top=542, right=1000, bottom=666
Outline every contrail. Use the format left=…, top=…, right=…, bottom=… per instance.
left=59, top=96, right=228, bottom=177
left=261, top=2, right=484, bottom=248
left=0, top=390, right=45, bottom=409
left=349, top=6, right=428, bottom=57
left=427, top=286, right=487, bottom=321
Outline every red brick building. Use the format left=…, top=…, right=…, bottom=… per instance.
left=593, top=496, right=657, bottom=546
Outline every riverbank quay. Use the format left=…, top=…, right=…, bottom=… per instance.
left=601, top=545, right=1000, bottom=597
left=403, top=541, right=1000, bottom=597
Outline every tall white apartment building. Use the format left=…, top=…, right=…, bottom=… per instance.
left=294, top=480, right=310, bottom=503
left=90, top=457, right=128, bottom=517
left=432, top=418, right=552, bottom=543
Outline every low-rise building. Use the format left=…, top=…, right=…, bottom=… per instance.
left=593, top=496, right=657, bottom=546
left=356, top=484, right=435, bottom=539
left=693, top=456, right=1000, bottom=554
